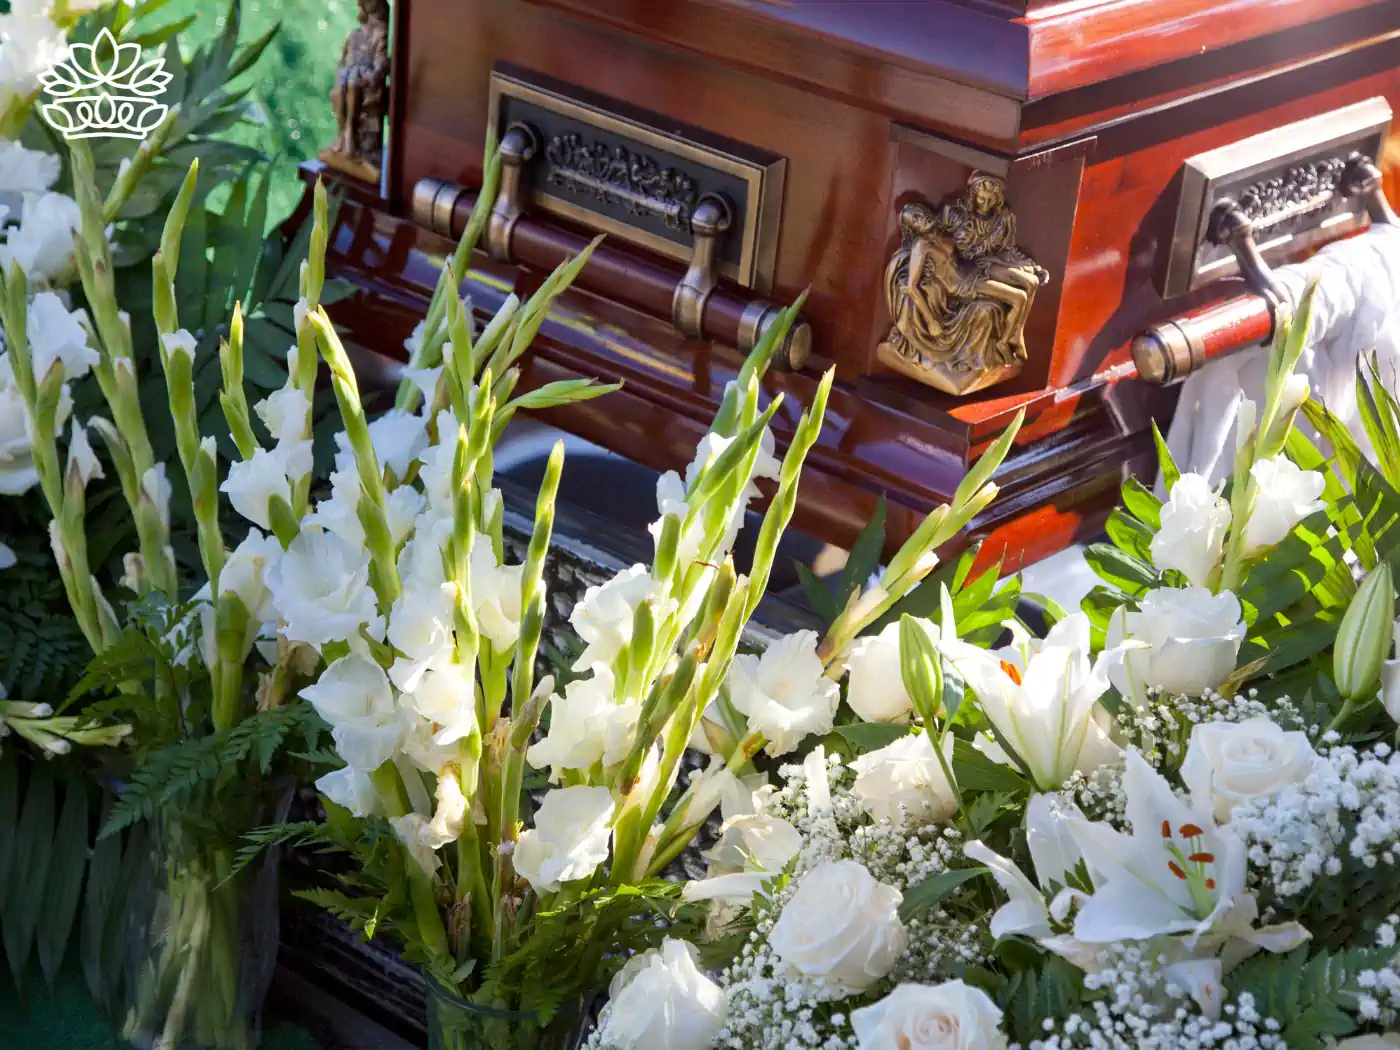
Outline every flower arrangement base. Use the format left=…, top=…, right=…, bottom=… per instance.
left=427, top=985, right=591, bottom=1050
left=121, top=841, right=281, bottom=1050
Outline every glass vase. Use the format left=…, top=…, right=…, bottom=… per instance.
left=426, top=983, right=593, bottom=1050
left=121, top=822, right=282, bottom=1050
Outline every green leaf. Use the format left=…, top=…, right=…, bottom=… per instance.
left=4, top=762, right=55, bottom=989
left=898, top=866, right=988, bottom=920
left=830, top=722, right=910, bottom=753
left=840, top=497, right=886, bottom=612
left=1226, top=947, right=1389, bottom=1050
left=953, top=737, right=1030, bottom=795
left=0, top=754, right=18, bottom=903
left=1082, top=543, right=1158, bottom=596
left=81, top=801, right=123, bottom=1011
left=1152, top=420, right=1180, bottom=492
left=1103, top=507, right=1155, bottom=563
left=36, top=776, right=88, bottom=988
left=1119, top=477, right=1162, bottom=530
left=796, top=563, right=838, bottom=624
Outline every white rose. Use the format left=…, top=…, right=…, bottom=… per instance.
left=266, top=529, right=382, bottom=650
left=845, top=621, right=915, bottom=723
left=770, top=859, right=907, bottom=995
left=315, top=766, right=380, bottom=818
left=1150, top=472, right=1231, bottom=587
left=1108, top=586, right=1245, bottom=700
left=727, top=630, right=841, bottom=756
left=387, top=584, right=456, bottom=692
left=850, top=732, right=957, bottom=825
left=1181, top=716, right=1319, bottom=821
left=570, top=563, right=669, bottom=671
left=299, top=654, right=404, bottom=772
left=254, top=384, right=312, bottom=446
left=404, top=664, right=477, bottom=746
left=596, top=939, right=726, bottom=1050
left=468, top=535, right=523, bottom=651
left=514, top=785, right=615, bottom=893
left=527, top=668, right=639, bottom=780
left=1243, top=456, right=1326, bottom=554
left=0, top=141, right=60, bottom=193
left=27, top=292, right=99, bottom=381
left=851, top=981, right=1007, bottom=1050
left=0, top=192, right=81, bottom=282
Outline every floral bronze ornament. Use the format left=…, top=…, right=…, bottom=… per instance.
left=321, top=0, right=391, bottom=183
left=878, top=173, right=1049, bottom=396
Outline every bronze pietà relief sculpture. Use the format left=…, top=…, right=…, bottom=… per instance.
left=878, top=172, right=1049, bottom=396
left=321, top=0, right=390, bottom=183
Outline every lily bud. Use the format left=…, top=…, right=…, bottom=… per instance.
left=1335, top=563, right=1395, bottom=702
left=898, top=614, right=943, bottom=726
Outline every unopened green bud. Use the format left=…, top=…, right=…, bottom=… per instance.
left=1335, top=563, right=1395, bottom=701
left=898, top=614, right=943, bottom=726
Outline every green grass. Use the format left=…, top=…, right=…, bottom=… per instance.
left=165, top=0, right=360, bottom=227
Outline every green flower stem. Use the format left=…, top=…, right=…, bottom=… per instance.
left=397, top=131, right=503, bottom=412
left=102, top=106, right=180, bottom=223
left=219, top=305, right=258, bottom=460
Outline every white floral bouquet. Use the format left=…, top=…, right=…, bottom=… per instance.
left=565, top=288, right=1400, bottom=1050
left=245, top=147, right=1025, bottom=1045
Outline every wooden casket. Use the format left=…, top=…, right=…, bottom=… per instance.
left=308, top=0, right=1400, bottom=572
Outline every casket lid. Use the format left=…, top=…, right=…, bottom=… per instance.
left=529, top=0, right=1394, bottom=120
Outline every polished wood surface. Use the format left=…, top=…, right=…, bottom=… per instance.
left=321, top=0, right=1400, bottom=568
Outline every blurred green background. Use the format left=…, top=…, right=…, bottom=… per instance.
left=167, top=0, right=360, bottom=226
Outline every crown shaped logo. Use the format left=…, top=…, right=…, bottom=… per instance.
left=38, top=28, right=171, bottom=140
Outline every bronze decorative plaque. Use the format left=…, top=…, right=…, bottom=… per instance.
left=487, top=66, right=786, bottom=293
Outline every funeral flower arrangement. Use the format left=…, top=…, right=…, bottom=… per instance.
left=560, top=289, right=1400, bottom=1050
left=236, top=156, right=1025, bottom=1049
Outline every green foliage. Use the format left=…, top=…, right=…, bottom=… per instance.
left=100, top=704, right=324, bottom=838
left=0, top=498, right=94, bottom=704
left=995, top=954, right=1085, bottom=1046
left=1226, top=946, right=1392, bottom=1049
left=898, top=865, right=988, bottom=921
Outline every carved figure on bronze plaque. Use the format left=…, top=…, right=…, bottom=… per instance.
left=321, top=0, right=390, bottom=183
left=878, top=173, right=1049, bottom=396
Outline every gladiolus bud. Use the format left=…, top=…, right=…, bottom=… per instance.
left=898, top=614, right=943, bottom=726
left=1335, top=563, right=1395, bottom=702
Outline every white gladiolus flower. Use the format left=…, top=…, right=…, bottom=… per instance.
left=27, top=292, right=99, bottom=381
left=418, top=420, right=457, bottom=514
left=1382, top=620, right=1400, bottom=726
left=942, top=614, right=1121, bottom=790
left=1242, top=456, right=1326, bottom=554
left=1149, top=472, right=1231, bottom=587
left=527, top=668, right=640, bottom=781
left=683, top=774, right=801, bottom=907
left=0, top=542, right=14, bottom=569
left=468, top=535, right=524, bottom=651
left=1180, top=717, right=1319, bottom=822
left=66, top=418, right=102, bottom=487
left=514, top=785, right=615, bottom=893
left=218, top=529, right=281, bottom=624
left=0, top=141, right=60, bottom=193
left=300, top=654, right=404, bottom=773
left=254, top=384, right=311, bottom=445
left=399, top=719, right=457, bottom=777
left=0, top=10, right=68, bottom=99
left=0, top=192, right=81, bottom=282
left=220, top=440, right=312, bottom=530
left=727, top=629, right=841, bottom=756
left=844, top=620, right=914, bottom=723
left=569, top=563, right=666, bottom=671
left=266, top=529, right=382, bottom=650
left=141, top=462, right=172, bottom=529
left=595, top=939, right=727, bottom=1050
left=1107, top=586, right=1245, bottom=701
left=0, top=362, right=37, bottom=494
left=404, top=664, right=477, bottom=747
left=160, top=329, right=197, bottom=361
left=387, top=585, right=456, bottom=692
left=334, top=409, right=428, bottom=479
left=850, top=732, right=957, bottom=825
left=303, top=467, right=365, bottom=547
left=851, top=980, right=1008, bottom=1050
left=397, top=512, right=451, bottom=590
left=769, top=859, right=907, bottom=996
left=315, top=766, right=380, bottom=819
